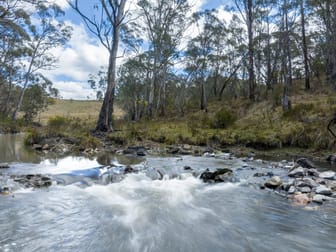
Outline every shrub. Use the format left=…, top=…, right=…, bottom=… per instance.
left=47, top=116, right=69, bottom=136
left=212, top=108, right=237, bottom=129
left=24, top=128, right=42, bottom=145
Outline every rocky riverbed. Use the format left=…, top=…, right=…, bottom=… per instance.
left=1, top=148, right=336, bottom=208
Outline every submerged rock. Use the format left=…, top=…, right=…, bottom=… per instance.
left=12, top=174, right=52, bottom=188
left=289, top=193, right=311, bottom=206
left=265, top=176, right=282, bottom=189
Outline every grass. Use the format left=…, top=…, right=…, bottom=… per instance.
left=16, top=81, right=336, bottom=153
left=36, top=99, right=124, bottom=125
left=106, top=88, right=336, bottom=152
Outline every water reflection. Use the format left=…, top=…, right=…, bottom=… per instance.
left=0, top=134, right=40, bottom=163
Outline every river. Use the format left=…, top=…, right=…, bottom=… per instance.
left=0, top=134, right=336, bottom=252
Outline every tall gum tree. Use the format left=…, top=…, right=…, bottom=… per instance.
left=11, top=3, right=72, bottom=120
left=137, top=0, right=190, bottom=117
left=68, top=0, right=127, bottom=132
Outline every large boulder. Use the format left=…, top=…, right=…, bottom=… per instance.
left=265, top=176, right=282, bottom=189
left=200, top=168, right=233, bottom=183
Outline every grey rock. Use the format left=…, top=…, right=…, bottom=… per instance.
left=0, top=163, right=9, bottom=169
left=296, top=158, right=315, bottom=168
left=288, top=167, right=305, bottom=178
left=319, top=171, right=336, bottom=180
left=315, top=185, right=333, bottom=196
left=307, top=169, right=320, bottom=177
left=296, top=178, right=319, bottom=188
left=299, top=186, right=311, bottom=193
left=33, top=144, right=43, bottom=151
left=200, top=168, right=233, bottom=183
left=288, top=186, right=296, bottom=194
left=183, top=166, right=192, bottom=171
left=326, top=155, right=336, bottom=163
left=326, top=181, right=336, bottom=191
left=312, top=194, right=333, bottom=204
left=265, top=176, right=282, bottom=189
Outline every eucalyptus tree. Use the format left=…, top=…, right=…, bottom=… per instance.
left=68, top=0, right=128, bottom=132
left=137, top=0, right=190, bottom=117
left=185, top=10, right=218, bottom=111
left=300, top=0, right=310, bottom=90
left=0, top=0, right=31, bottom=116
left=11, top=3, right=72, bottom=120
left=234, top=0, right=257, bottom=101
left=307, top=0, right=336, bottom=88
left=117, top=55, right=149, bottom=121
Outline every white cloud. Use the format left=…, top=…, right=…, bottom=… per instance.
left=47, top=21, right=108, bottom=81
left=40, top=21, right=109, bottom=100
left=53, top=81, right=95, bottom=100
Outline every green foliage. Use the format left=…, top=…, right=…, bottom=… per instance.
left=21, top=85, right=49, bottom=122
left=212, top=108, right=237, bottom=129
left=24, top=127, right=42, bottom=145
left=47, top=116, right=69, bottom=136
left=0, top=116, right=20, bottom=133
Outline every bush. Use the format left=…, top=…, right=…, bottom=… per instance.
left=24, top=128, right=42, bottom=145
left=212, top=108, right=237, bottom=129
left=47, top=116, right=69, bottom=136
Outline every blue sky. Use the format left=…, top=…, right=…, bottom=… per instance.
left=47, top=0, right=230, bottom=99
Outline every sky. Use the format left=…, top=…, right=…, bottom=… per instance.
left=46, top=0, right=231, bottom=100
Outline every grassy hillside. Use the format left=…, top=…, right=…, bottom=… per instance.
left=21, top=85, right=336, bottom=155
left=37, top=99, right=124, bottom=125
left=107, top=87, right=336, bottom=153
